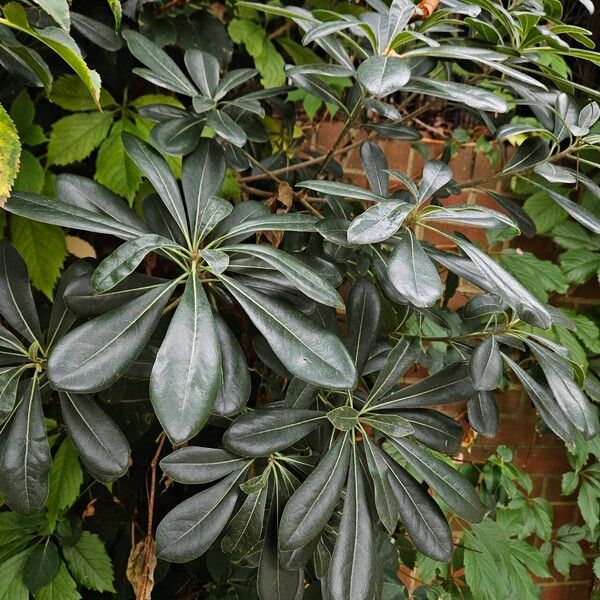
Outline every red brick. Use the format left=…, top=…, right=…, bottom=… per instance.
left=551, top=503, right=580, bottom=528
left=516, top=447, right=571, bottom=474
left=540, top=583, right=591, bottom=600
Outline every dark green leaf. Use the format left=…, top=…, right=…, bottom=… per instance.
left=59, top=392, right=130, bottom=482
left=469, top=335, right=502, bottom=391
left=453, top=237, right=552, bottom=329
left=0, top=366, right=27, bottom=423
left=23, top=541, right=60, bottom=593
left=258, top=498, right=304, bottom=600
left=283, top=377, right=319, bottom=409
left=362, top=413, right=414, bottom=438
left=213, top=314, right=251, bottom=416
left=388, top=229, right=442, bottom=308
left=184, top=49, right=220, bottom=98
left=151, top=116, right=205, bottom=156
left=279, top=433, right=350, bottom=551
left=374, top=362, right=474, bottom=410
left=182, top=139, right=226, bottom=243
left=388, top=437, right=484, bottom=522
left=419, top=160, right=453, bottom=203
left=0, top=377, right=50, bottom=515
left=123, top=30, right=196, bottom=95
left=357, top=55, right=410, bottom=97
left=362, top=436, right=399, bottom=534
left=467, top=391, right=499, bottom=438
left=222, top=244, right=343, bottom=308
left=398, top=409, right=464, bottom=454
left=64, top=270, right=166, bottom=318
left=360, top=141, right=388, bottom=197
left=328, top=443, right=374, bottom=599
left=502, top=138, right=548, bottom=174
left=122, top=133, right=190, bottom=242
left=368, top=337, right=421, bottom=403
left=92, top=234, right=181, bottom=294
left=346, top=277, right=381, bottom=375
left=206, top=110, right=247, bottom=147
left=160, top=447, right=249, bottom=484
left=223, top=408, right=326, bottom=457
left=47, top=281, right=176, bottom=393
left=347, top=201, right=412, bottom=244
left=0, top=241, right=42, bottom=343
left=151, top=273, right=221, bottom=444
left=222, top=483, right=268, bottom=561
left=327, top=406, right=359, bottom=431
left=218, top=275, right=356, bottom=388
left=156, top=469, right=244, bottom=562
left=383, top=452, right=453, bottom=562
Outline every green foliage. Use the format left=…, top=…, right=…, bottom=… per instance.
left=0, top=0, right=599, bottom=598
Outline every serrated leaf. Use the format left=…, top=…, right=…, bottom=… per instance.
left=46, top=437, right=83, bottom=526
left=24, top=541, right=60, bottom=593
left=47, top=112, right=112, bottom=166
left=0, top=102, right=21, bottom=202
left=10, top=217, right=66, bottom=300
left=62, top=531, right=115, bottom=592
left=35, top=562, right=81, bottom=600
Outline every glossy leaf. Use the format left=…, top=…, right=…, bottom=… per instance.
left=398, top=409, right=464, bottom=454
left=151, top=274, right=221, bottom=444
left=383, top=452, right=454, bottom=562
left=122, top=133, right=189, bottom=242
left=222, top=483, right=268, bottom=561
left=155, top=469, right=244, bottom=562
left=160, top=447, right=249, bottom=485
left=368, top=337, right=421, bottom=403
left=218, top=275, right=357, bottom=388
left=362, top=436, right=399, bottom=534
left=419, top=160, right=453, bottom=203
left=47, top=281, right=176, bottom=393
left=347, top=200, right=412, bottom=244
left=374, top=362, right=475, bottom=410
left=222, top=244, right=344, bottom=308
left=59, top=392, right=130, bottom=482
left=184, top=49, right=220, bottom=98
left=213, top=314, right=251, bottom=416
left=92, top=234, right=181, bottom=294
left=182, top=139, right=226, bottom=242
left=389, top=437, right=484, bottom=522
left=0, top=378, right=50, bottom=515
left=357, top=55, right=410, bottom=97
left=223, top=408, right=326, bottom=457
left=388, top=229, right=442, bottom=308
left=346, top=277, right=381, bottom=375
left=360, top=141, right=388, bottom=197
left=328, top=445, right=374, bottom=600
left=0, top=241, right=42, bottom=343
left=469, top=335, right=503, bottom=391
left=279, top=433, right=350, bottom=551
left=206, top=110, right=247, bottom=147
left=467, top=391, right=499, bottom=438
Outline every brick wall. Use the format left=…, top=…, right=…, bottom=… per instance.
left=312, top=122, right=598, bottom=599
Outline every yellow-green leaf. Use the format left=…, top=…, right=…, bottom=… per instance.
left=0, top=102, right=21, bottom=204
left=10, top=216, right=67, bottom=300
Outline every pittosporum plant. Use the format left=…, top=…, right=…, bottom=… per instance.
left=1, top=0, right=599, bottom=598
left=0, top=243, right=130, bottom=515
